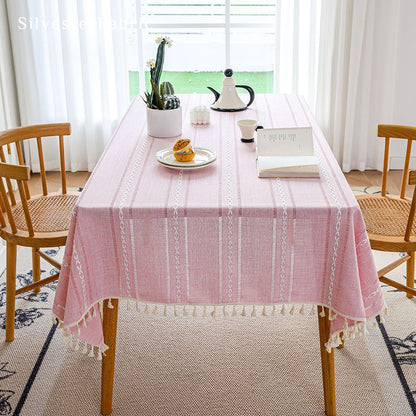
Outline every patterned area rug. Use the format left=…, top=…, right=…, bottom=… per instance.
left=0, top=187, right=415, bottom=415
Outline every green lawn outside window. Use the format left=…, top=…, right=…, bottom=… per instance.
left=129, top=71, right=274, bottom=100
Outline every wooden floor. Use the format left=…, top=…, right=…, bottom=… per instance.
left=344, top=170, right=413, bottom=197
left=27, top=170, right=409, bottom=196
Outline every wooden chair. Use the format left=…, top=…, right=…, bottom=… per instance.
left=0, top=123, right=78, bottom=341
left=356, top=124, right=416, bottom=299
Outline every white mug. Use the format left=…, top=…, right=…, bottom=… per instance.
left=237, top=119, right=263, bottom=143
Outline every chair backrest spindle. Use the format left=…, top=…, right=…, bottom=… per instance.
left=400, top=139, right=412, bottom=199
left=0, top=146, right=16, bottom=206
left=36, top=136, right=48, bottom=196
left=15, top=141, right=31, bottom=200
left=0, top=176, right=17, bottom=233
left=16, top=180, right=34, bottom=236
left=381, top=137, right=389, bottom=197
left=59, top=135, right=67, bottom=194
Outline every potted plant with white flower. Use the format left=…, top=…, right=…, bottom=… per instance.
left=143, top=36, right=182, bottom=137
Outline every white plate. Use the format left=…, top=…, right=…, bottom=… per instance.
left=156, top=147, right=217, bottom=170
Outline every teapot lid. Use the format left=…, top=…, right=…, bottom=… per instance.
left=222, top=69, right=236, bottom=86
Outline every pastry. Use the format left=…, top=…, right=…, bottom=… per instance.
left=173, top=139, right=196, bottom=162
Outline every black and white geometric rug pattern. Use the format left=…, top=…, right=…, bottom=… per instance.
left=0, top=191, right=415, bottom=415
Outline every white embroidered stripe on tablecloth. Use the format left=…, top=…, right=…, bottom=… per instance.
left=275, top=178, right=288, bottom=302
left=218, top=217, right=223, bottom=301
left=184, top=217, right=190, bottom=303
left=238, top=217, right=242, bottom=302
left=164, top=218, right=171, bottom=300
left=292, top=95, right=342, bottom=307
left=118, top=135, right=149, bottom=298
left=73, top=245, right=88, bottom=311
left=288, top=219, right=296, bottom=302
left=310, top=142, right=342, bottom=307
left=224, top=133, right=234, bottom=303
left=173, top=169, right=184, bottom=303
left=270, top=218, right=277, bottom=302
left=130, top=220, right=139, bottom=299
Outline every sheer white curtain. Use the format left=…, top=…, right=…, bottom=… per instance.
left=6, top=0, right=130, bottom=172
left=0, top=1, right=20, bottom=131
left=315, top=0, right=400, bottom=172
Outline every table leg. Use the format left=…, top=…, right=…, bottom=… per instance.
left=317, top=306, right=336, bottom=416
left=101, top=299, right=119, bottom=415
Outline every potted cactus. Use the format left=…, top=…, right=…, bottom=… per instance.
left=143, top=37, right=182, bottom=137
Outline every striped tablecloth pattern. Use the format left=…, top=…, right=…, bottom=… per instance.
left=52, top=94, right=385, bottom=356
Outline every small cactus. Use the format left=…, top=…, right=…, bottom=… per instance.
left=161, top=81, right=175, bottom=95
left=143, top=36, right=180, bottom=110
left=164, top=95, right=181, bottom=110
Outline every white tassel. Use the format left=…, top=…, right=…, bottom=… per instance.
left=384, top=306, right=388, bottom=316
left=223, top=305, right=228, bottom=317
left=203, top=305, right=207, bottom=317
left=299, top=305, right=305, bottom=315
left=343, top=320, right=348, bottom=332
left=74, top=338, right=80, bottom=351
left=251, top=305, right=257, bottom=317
left=62, top=332, right=70, bottom=344
left=127, top=300, right=131, bottom=311
left=93, top=307, right=97, bottom=317
left=319, top=308, right=325, bottom=317
left=77, top=326, right=81, bottom=336
left=262, top=306, right=267, bottom=316
left=272, top=305, right=276, bottom=316
left=242, top=305, right=247, bottom=316
left=82, top=342, right=88, bottom=354
left=280, top=304, right=286, bottom=315
left=68, top=336, right=74, bottom=348
left=193, top=306, right=197, bottom=317
left=380, top=315, right=385, bottom=324
left=232, top=305, right=237, bottom=316
left=144, top=304, right=149, bottom=314
left=136, top=301, right=140, bottom=312
left=164, top=304, right=167, bottom=316
left=82, top=319, right=87, bottom=328
left=183, top=305, right=188, bottom=316
left=153, top=305, right=158, bottom=315
left=87, top=310, right=92, bottom=321
left=89, top=346, right=95, bottom=358
left=174, top=305, right=178, bottom=317
left=309, top=305, right=316, bottom=315
left=289, top=305, right=295, bottom=315
left=107, top=299, right=114, bottom=309
left=211, top=305, right=216, bottom=317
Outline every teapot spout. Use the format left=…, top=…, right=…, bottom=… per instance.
left=207, top=86, right=220, bottom=104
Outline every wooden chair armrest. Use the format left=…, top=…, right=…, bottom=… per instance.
left=0, top=162, right=30, bottom=181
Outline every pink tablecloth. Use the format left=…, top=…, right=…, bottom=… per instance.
left=52, top=94, right=385, bottom=357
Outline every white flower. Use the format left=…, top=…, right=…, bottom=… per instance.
left=146, top=59, right=155, bottom=68
left=155, top=36, right=173, bottom=47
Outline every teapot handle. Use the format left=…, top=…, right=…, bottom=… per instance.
left=235, top=85, right=255, bottom=108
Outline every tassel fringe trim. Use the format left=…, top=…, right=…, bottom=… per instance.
left=53, top=299, right=388, bottom=358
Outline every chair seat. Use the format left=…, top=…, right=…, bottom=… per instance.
left=12, top=194, right=78, bottom=232
left=357, top=194, right=416, bottom=237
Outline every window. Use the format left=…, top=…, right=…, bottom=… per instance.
left=127, top=1, right=321, bottom=107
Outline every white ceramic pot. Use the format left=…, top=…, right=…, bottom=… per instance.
left=147, top=107, right=182, bottom=138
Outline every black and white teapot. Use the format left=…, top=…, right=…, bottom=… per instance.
left=207, top=69, right=255, bottom=112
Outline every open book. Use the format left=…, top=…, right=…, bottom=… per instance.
left=256, top=127, right=319, bottom=178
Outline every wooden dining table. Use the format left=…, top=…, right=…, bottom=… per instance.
left=52, top=93, right=385, bottom=416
